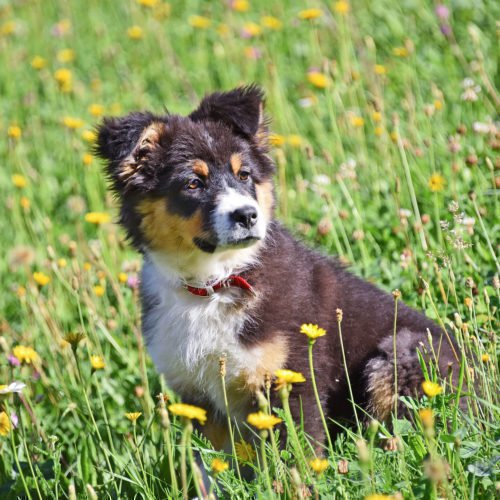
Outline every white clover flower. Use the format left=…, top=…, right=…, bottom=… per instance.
left=0, top=381, right=26, bottom=395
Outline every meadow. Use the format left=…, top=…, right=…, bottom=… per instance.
left=0, top=0, right=498, bottom=498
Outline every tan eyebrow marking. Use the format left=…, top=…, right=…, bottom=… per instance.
left=230, top=153, right=242, bottom=175
left=192, top=159, right=209, bottom=177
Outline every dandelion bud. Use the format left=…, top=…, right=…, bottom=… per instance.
left=356, top=438, right=370, bottom=463
left=454, top=312, right=463, bottom=328
left=336, top=308, right=343, bottom=323
left=86, top=485, right=98, bottom=500
left=71, top=276, right=79, bottom=290
left=392, top=289, right=401, bottom=300
left=483, top=289, right=490, bottom=305
left=337, top=458, right=349, bottom=474
left=493, top=275, right=499, bottom=290
left=255, top=390, right=268, bottom=412
left=219, top=356, right=226, bottom=377
left=465, top=277, right=475, bottom=289
left=47, top=245, right=56, bottom=259
left=368, top=419, right=379, bottom=435
left=0, top=336, right=8, bottom=354
left=68, top=483, right=76, bottom=500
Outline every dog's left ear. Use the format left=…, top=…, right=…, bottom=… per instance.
left=189, top=84, right=267, bottom=145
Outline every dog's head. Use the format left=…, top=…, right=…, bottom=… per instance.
left=96, top=85, right=275, bottom=280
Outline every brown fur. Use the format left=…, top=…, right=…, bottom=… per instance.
left=230, top=153, right=242, bottom=176
left=192, top=159, right=209, bottom=178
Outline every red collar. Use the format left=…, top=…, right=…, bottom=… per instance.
left=184, top=275, right=254, bottom=297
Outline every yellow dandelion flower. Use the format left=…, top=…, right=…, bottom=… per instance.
left=118, top=272, right=128, bottom=283
left=189, top=15, right=211, bottom=29
left=88, top=104, right=104, bottom=117
left=350, top=116, right=365, bottom=128
left=307, top=71, right=329, bottom=89
left=287, top=135, right=303, bottom=147
left=83, top=262, right=92, bottom=271
left=275, top=369, right=306, bottom=384
left=428, top=173, right=445, bottom=192
left=168, top=403, right=207, bottom=424
left=33, top=272, right=50, bottom=286
left=217, top=24, right=230, bottom=37
left=85, top=212, right=111, bottom=224
left=54, top=19, right=71, bottom=35
left=137, top=0, right=159, bottom=7
left=464, top=297, right=473, bottom=308
left=374, top=126, right=384, bottom=136
left=12, top=174, right=27, bottom=188
left=235, top=439, right=256, bottom=462
left=392, top=47, right=409, bottom=57
left=83, top=153, right=93, bottom=166
left=8, top=126, right=21, bottom=139
left=231, top=0, right=249, bottom=12
left=422, top=380, right=443, bottom=397
left=54, top=68, right=72, bottom=91
left=298, top=8, right=323, bottom=20
left=12, top=345, right=39, bottom=364
left=57, top=258, right=67, bottom=268
left=365, top=495, right=393, bottom=500
left=434, top=99, right=443, bottom=110
left=372, top=111, right=382, bottom=122
left=0, top=21, right=16, bottom=36
left=300, top=323, right=327, bottom=340
left=16, top=286, right=26, bottom=297
left=20, top=197, right=30, bottom=211
left=93, top=285, right=105, bottom=297
left=127, top=25, right=143, bottom=40
left=81, top=130, right=97, bottom=143
left=309, top=457, right=329, bottom=474
left=57, top=48, right=75, bottom=63
left=125, top=412, right=142, bottom=422
left=261, top=16, right=282, bottom=30
left=390, top=130, right=399, bottom=142
left=64, top=332, right=86, bottom=348
left=211, top=458, right=229, bottom=473
left=374, top=64, right=387, bottom=75
left=418, top=408, right=434, bottom=428
left=243, top=22, right=262, bottom=37
left=269, top=134, right=286, bottom=147
left=31, top=56, right=47, bottom=70
left=333, top=1, right=350, bottom=14
left=247, top=411, right=282, bottom=430
left=90, top=355, right=105, bottom=370
left=0, top=412, right=11, bottom=437
left=481, top=353, right=490, bottom=363
left=63, top=117, right=84, bottom=129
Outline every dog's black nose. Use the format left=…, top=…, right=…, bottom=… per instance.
left=231, top=206, right=258, bottom=229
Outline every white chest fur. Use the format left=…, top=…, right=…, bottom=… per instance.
left=141, top=257, right=268, bottom=420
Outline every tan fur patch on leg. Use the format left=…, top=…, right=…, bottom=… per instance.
left=203, top=418, right=230, bottom=451
left=255, top=181, right=274, bottom=221
left=365, top=358, right=395, bottom=421
left=230, top=153, right=242, bottom=176
left=137, top=199, right=203, bottom=253
left=192, top=159, right=209, bottom=178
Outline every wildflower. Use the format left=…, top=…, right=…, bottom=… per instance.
left=93, top=285, right=105, bottom=297
left=261, top=16, right=282, bottom=30
left=63, top=117, right=84, bottom=129
left=57, top=48, right=75, bottom=63
left=31, top=56, right=47, bottom=69
left=390, top=130, right=399, bottom=142
left=247, top=411, right=282, bottom=430
left=0, top=382, right=26, bottom=395
left=8, top=126, right=21, bottom=139
left=230, top=0, right=249, bottom=12
left=168, top=403, right=207, bottom=424
left=64, top=332, right=86, bottom=349
left=337, top=459, right=349, bottom=474
left=350, top=116, right=365, bottom=128
left=300, top=323, right=326, bottom=340
left=52, top=19, right=71, bottom=37
left=83, top=153, right=93, bottom=166
left=85, top=212, right=111, bottom=224
left=189, top=15, right=211, bottom=29
left=12, top=346, right=39, bottom=365
left=81, top=130, right=97, bottom=143
left=235, top=439, right=256, bottom=462
left=461, top=78, right=480, bottom=102
left=33, top=271, right=50, bottom=286
left=241, top=22, right=261, bottom=38
left=211, top=458, right=229, bottom=474
left=137, top=0, right=159, bottom=6
left=309, top=457, right=329, bottom=474
left=422, top=380, right=443, bottom=397
left=57, top=258, right=67, bottom=268
left=418, top=408, right=434, bottom=428
left=365, top=495, right=393, bottom=500
left=374, top=64, right=387, bottom=75
left=307, top=71, right=329, bottom=89
left=127, top=25, right=143, bottom=39
left=434, top=99, right=443, bottom=110
left=217, top=24, right=230, bottom=37
left=83, top=262, right=92, bottom=271
left=481, top=353, right=490, bottom=363
left=333, top=1, right=350, bottom=14
left=244, top=47, right=262, bottom=60
left=288, top=134, right=304, bottom=148
left=372, top=111, right=382, bottom=122
left=275, top=369, right=306, bottom=384
left=118, top=272, right=128, bottom=284
left=392, top=46, right=409, bottom=57
left=88, top=104, right=104, bottom=117
left=374, top=126, right=384, bottom=136
left=298, top=8, right=323, bottom=20
left=464, top=297, right=473, bottom=308
left=435, top=4, right=450, bottom=20
left=125, top=412, right=142, bottom=423
left=0, top=412, right=11, bottom=437
left=428, top=173, right=445, bottom=192
left=12, top=174, right=27, bottom=188
left=54, top=68, right=72, bottom=91
left=90, top=355, right=105, bottom=370
left=269, top=134, right=286, bottom=147
left=0, top=20, right=16, bottom=36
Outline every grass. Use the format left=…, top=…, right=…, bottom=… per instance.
left=0, top=0, right=498, bottom=498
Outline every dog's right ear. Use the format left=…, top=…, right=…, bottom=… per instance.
left=95, top=112, right=169, bottom=192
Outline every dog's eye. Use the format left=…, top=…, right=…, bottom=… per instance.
left=187, top=179, right=204, bottom=190
left=239, top=171, right=250, bottom=181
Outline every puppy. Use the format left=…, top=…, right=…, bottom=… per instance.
left=96, top=85, right=460, bottom=449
